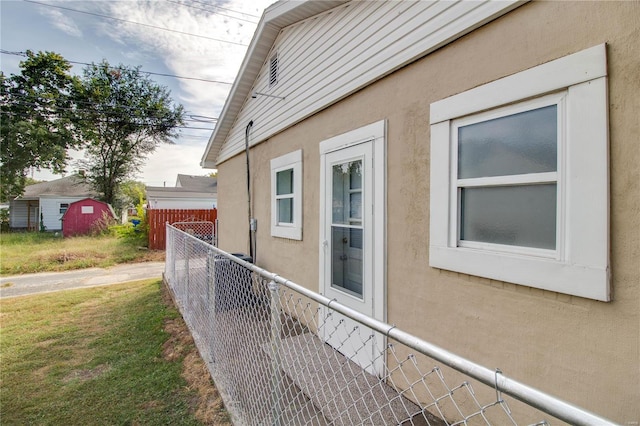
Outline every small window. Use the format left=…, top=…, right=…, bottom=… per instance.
left=81, top=206, right=94, bottom=214
left=429, top=44, right=609, bottom=301
left=271, top=149, right=302, bottom=240
left=269, top=53, right=278, bottom=87
left=453, top=95, right=562, bottom=256
left=59, top=203, right=69, bottom=215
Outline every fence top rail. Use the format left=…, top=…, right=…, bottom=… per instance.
left=166, top=224, right=616, bottom=426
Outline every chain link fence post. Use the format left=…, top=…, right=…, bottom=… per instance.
left=206, top=247, right=216, bottom=365
left=269, top=280, right=282, bottom=426
left=184, top=235, right=190, bottom=308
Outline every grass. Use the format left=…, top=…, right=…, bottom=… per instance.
left=0, top=232, right=164, bottom=275
left=0, top=279, right=230, bottom=425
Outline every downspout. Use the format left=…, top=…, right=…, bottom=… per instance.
left=245, top=120, right=256, bottom=263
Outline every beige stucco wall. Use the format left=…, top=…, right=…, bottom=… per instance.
left=217, top=1, right=639, bottom=422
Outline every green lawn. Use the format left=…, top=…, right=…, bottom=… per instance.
left=0, top=232, right=164, bottom=275
left=0, top=279, right=227, bottom=425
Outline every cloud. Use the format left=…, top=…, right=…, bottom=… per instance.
left=139, top=142, right=212, bottom=186
left=32, top=0, right=275, bottom=183
left=101, top=0, right=273, bottom=114
left=41, top=8, right=83, bottom=37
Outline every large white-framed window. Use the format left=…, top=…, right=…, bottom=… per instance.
left=429, top=44, right=610, bottom=301
left=271, top=149, right=302, bottom=240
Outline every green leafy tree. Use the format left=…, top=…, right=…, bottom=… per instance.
left=116, top=180, right=146, bottom=213
left=73, top=61, right=184, bottom=206
left=0, top=51, right=78, bottom=201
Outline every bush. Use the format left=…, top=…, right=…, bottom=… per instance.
left=108, top=198, right=148, bottom=246
left=89, top=211, right=118, bottom=236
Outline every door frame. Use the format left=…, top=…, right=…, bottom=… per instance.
left=318, top=120, right=387, bottom=370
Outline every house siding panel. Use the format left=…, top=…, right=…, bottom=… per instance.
left=9, top=200, right=29, bottom=228
left=40, top=197, right=85, bottom=231
left=216, top=1, right=639, bottom=422
left=216, top=0, right=521, bottom=164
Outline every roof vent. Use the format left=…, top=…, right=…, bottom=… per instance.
left=269, top=53, right=278, bottom=86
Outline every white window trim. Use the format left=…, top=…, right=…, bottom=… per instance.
left=270, top=149, right=302, bottom=240
left=429, top=44, right=610, bottom=301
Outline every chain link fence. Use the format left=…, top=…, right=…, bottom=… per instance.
left=172, top=220, right=216, bottom=246
left=164, top=224, right=614, bottom=426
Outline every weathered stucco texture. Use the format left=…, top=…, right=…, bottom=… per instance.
left=217, top=1, right=639, bottom=422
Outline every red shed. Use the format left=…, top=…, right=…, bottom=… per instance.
left=62, top=198, right=115, bottom=237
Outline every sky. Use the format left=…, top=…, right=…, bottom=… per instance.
left=0, top=0, right=274, bottom=186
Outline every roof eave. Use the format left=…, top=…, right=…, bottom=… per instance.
left=200, top=0, right=349, bottom=168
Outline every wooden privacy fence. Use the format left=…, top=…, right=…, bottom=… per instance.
left=147, top=208, right=217, bottom=250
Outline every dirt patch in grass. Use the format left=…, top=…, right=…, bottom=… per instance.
left=136, top=249, right=166, bottom=263
left=161, top=285, right=230, bottom=425
left=62, top=364, right=111, bottom=384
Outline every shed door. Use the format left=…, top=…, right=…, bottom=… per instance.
left=319, top=121, right=385, bottom=376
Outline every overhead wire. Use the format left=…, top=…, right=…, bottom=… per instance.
left=187, top=0, right=261, bottom=19
left=4, top=1, right=252, bottom=143
left=1, top=97, right=217, bottom=131
left=1, top=50, right=234, bottom=86
left=23, top=0, right=250, bottom=46
left=165, top=0, right=258, bottom=24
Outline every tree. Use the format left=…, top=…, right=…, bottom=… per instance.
left=73, top=61, right=184, bottom=206
left=0, top=51, right=78, bottom=201
left=116, top=180, right=146, bottom=212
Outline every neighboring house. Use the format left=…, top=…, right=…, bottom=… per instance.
left=9, top=175, right=97, bottom=231
left=200, top=0, right=639, bottom=423
left=62, top=198, right=116, bottom=237
left=146, top=174, right=217, bottom=210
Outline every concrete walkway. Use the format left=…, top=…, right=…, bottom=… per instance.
left=0, top=262, right=165, bottom=298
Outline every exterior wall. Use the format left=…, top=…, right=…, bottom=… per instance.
left=217, top=1, right=639, bottom=422
left=147, top=198, right=217, bottom=210
left=9, top=199, right=31, bottom=228
left=40, top=196, right=86, bottom=231
left=214, top=0, right=521, bottom=164
left=62, top=199, right=113, bottom=237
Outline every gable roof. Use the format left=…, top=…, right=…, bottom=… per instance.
left=18, top=175, right=97, bottom=200
left=200, top=0, right=348, bottom=168
left=201, top=0, right=524, bottom=168
left=175, top=174, right=217, bottom=192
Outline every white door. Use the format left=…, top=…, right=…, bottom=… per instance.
left=319, top=121, right=385, bottom=376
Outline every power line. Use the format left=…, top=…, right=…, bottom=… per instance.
left=23, top=0, right=249, bottom=47
left=187, top=0, right=261, bottom=19
left=2, top=95, right=217, bottom=126
left=165, top=0, right=258, bottom=24
left=1, top=50, right=234, bottom=86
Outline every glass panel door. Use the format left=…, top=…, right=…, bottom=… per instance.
left=331, top=160, right=363, bottom=298
left=319, top=121, right=386, bottom=377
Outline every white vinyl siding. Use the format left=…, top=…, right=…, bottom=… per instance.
left=215, top=0, right=521, bottom=164
left=9, top=200, right=30, bottom=228
left=40, top=197, right=85, bottom=231
left=147, top=198, right=217, bottom=210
